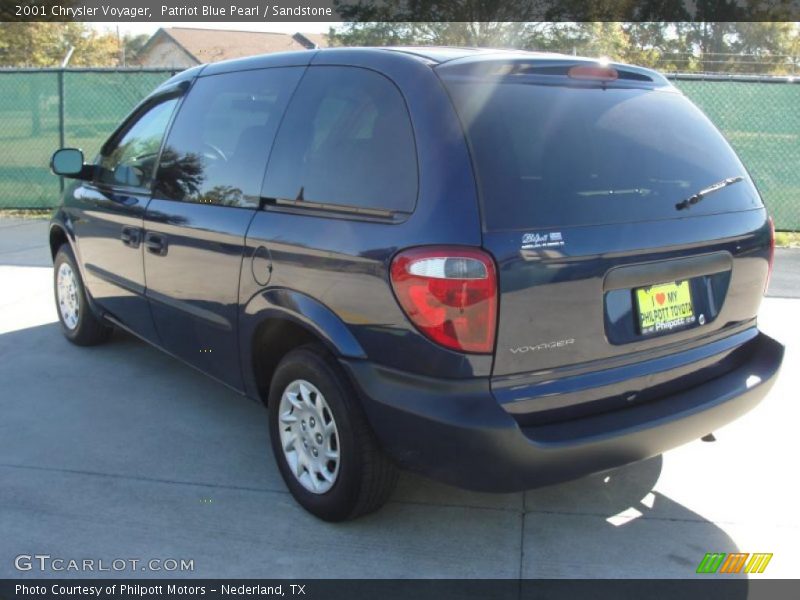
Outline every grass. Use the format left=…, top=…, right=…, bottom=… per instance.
left=0, top=209, right=52, bottom=219
left=775, top=231, right=800, bottom=248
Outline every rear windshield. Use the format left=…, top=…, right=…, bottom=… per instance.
left=443, top=78, right=762, bottom=230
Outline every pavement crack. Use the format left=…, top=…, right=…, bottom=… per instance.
left=386, top=498, right=522, bottom=514
left=523, top=506, right=732, bottom=526
left=0, top=243, right=50, bottom=254
left=0, top=462, right=289, bottom=496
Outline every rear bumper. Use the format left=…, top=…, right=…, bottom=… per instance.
left=341, top=331, right=783, bottom=492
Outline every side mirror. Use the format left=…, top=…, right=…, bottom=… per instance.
left=50, top=148, right=86, bottom=179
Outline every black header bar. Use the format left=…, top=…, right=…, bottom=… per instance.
left=2, top=0, right=800, bottom=22
left=2, top=579, right=800, bottom=600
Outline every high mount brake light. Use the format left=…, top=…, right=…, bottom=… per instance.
left=390, top=247, right=498, bottom=354
left=568, top=65, right=619, bottom=81
left=765, top=216, right=775, bottom=295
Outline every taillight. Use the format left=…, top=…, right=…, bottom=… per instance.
left=765, top=216, right=775, bottom=294
left=390, top=247, right=497, bottom=354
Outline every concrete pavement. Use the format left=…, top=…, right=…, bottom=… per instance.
left=769, top=248, right=800, bottom=298
left=0, top=216, right=798, bottom=579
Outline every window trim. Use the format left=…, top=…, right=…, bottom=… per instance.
left=259, top=196, right=405, bottom=223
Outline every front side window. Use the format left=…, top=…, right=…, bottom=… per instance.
left=262, top=66, right=418, bottom=214
left=96, top=98, right=178, bottom=189
left=154, top=68, right=303, bottom=208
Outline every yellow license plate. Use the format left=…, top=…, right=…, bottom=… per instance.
left=635, top=280, right=695, bottom=336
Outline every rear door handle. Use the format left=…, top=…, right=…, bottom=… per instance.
left=120, top=226, right=141, bottom=248
left=144, top=232, right=168, bottom=256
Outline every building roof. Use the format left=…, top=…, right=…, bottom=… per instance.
left=141, top=27, right=328, bottom=64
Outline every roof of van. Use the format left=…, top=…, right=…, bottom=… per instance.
left=155, top=46, right=668, bottom=93
left=382, top=46, right=527, bottom=63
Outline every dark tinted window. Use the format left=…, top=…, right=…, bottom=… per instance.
left=443, top=79, right=762, bottom=230
left=155, top=68, right=303, bottom=208
left=96, top=98, right=178, bottom=189
left=262, top=66, right=418, bottom=213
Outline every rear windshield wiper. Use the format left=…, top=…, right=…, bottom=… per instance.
left=675, top=176, right=744, bottom=211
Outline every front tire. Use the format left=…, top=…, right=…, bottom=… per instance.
left=53, top=244, right=112, bottom=346
left=268, top=344, right=398, bottom=521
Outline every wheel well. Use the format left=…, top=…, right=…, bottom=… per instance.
left=251, top=318, right=326, bottom=404
left=49, top=225, right=68, bottom=259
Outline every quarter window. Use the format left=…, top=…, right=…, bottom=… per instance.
left=155, top=68, right=303, bottom=208
left=262, top=66, right=418, bottom=214
left=96, top=98, right=178, bottom=189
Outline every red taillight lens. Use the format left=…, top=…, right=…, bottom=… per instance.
left=390, top=247, right=497, bottom=354
left=765, top=216, right=775, bottom=294
left=568, top=65, right=619, bottom=81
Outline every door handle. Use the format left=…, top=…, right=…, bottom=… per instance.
left=144, top=232, right=168, bottom=256
left=120, top=226, right=141, bottom=248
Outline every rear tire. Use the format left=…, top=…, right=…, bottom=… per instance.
left=268, top=344, right=398, bottom=521
left=53, top=244, right=112, bottom=346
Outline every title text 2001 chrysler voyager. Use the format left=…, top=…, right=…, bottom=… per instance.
left=49, top=47, right=783, bottom=520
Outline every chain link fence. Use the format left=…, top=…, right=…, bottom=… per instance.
left=669, top=74, right=800, bottom=230
left=655, top=52, right=800, bottom=76
left=0, top=68, right=798, bottom=230
left=0, top=68, right=175, bottom=210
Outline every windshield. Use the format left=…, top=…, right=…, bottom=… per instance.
left=443, top=78, right=762, bottom=230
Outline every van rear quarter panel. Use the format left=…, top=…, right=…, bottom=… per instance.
left=239, top=50, right=490, bottom=401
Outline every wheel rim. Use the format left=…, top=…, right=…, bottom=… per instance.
left=56, top=262, right=80, bottom=330
left=278, top=379, right=340, bottom=494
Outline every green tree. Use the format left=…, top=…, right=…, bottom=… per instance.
left=524, top=22, right=631, bottom=58
left=122, top=33, right=151, bottom=66
left=0, top=23, right=120, bottom=67
left=331, top=22, right=542, bottom=47
left=669, top=21, right=799, bottom=73
left=622, top=22, right=681, bottom=69
left=330, top=0, right=555, bottom=47
left=731, top=22, right=798, bottom=74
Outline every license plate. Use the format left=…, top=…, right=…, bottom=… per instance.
left=635, top=280, right=695, bottom=336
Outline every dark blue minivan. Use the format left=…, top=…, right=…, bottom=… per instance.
left=49, top=47, right=783, bottom=520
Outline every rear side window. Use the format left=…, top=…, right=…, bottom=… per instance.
left=443, top=78, right=762, bottom=230
left=155, top=67, right=304, bottom=208
left=262, top=66, right=418, bottom=214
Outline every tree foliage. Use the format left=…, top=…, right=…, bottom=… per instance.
left=0, top=23, right=122, bottom=67
left=121, top=33, right=151, bottom=66
left=330, top=20, right=800, bottom=74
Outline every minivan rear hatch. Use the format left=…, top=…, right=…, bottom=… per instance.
left=438, top=57, right=772, bottom=422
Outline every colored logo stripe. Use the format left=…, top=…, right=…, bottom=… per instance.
left=745, top=554, right=773, bottom=574
left=720, top=553, right=749, bottom=573
left=697, top=552, right=773, bottom=574
left=697, top=553, right=726, bottom=574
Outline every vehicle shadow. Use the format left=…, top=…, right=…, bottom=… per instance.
left=0, top=322, right=747, bottom=583
left=390, top=457, right=747, bottom=586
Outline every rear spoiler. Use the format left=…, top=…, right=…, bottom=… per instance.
left=435, top=56, right=671, bottom=88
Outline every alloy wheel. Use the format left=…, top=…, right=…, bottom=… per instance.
left=56, top=262, right=80, bottom=330
left=277, top=379, right=340, bottom=494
